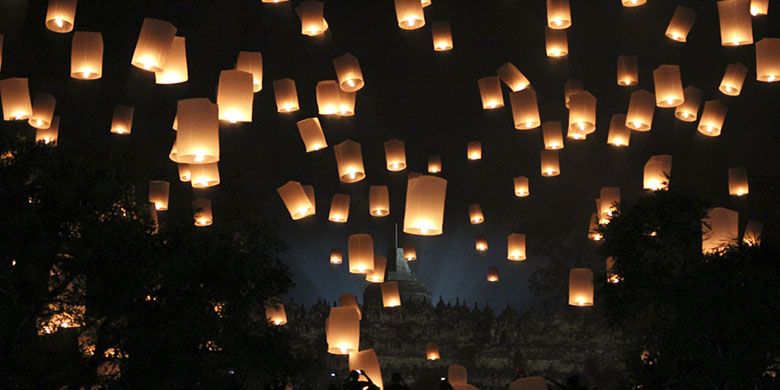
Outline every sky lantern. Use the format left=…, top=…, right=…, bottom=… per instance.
left=273, top=78, right=299, bottom=113
left=338, top=90, right=357, bottom=116
left=348, top=234, right=374, bottom=274
left=497, top=63, right=531, bottom=92
left=369, top=185, right=390, bottom=217
left=296, top=118, right=328, bottom=152
left=540, top=149, right=560, bottom=177
left=718, top=0, right=753, bottom=46
left=719, top=63, right=748, bottom=96
left=568, top=91, right=597, bottom=135
left=403, top=245, right=417, bottom=261
left=35, top=115, right=59, bottom=144
left=327, top=307, right=360, bottom=355
left=0, top=78, right=32, bottom=120
left=469, top=204, right=485, bottom=224
left=653, top=65, right=684, bottom=108
left=381, top=281, right=401, bottom=307
left=131, top=18, right=176, bottom=72
left=487, top=266, right=500, bottom=282
left=316, top=80, right=341, bottom=115
left=192, top=198, right=213, bottom=227
left=428, top=155, right=442, bottom=173
left=174, top=98, right=220, bottom=163
left=702, top=207, right=739, bottom=254
left=597, top=187, right=621, bottom=224
left=750, top=0, right=769, bottom=15
left=348, top=350, right=384, bottom=390
left=514, top=176, right=530, bottom=197
left=71, top=31, right=103, bottom=79
left=475, top=236, right=488, bottom=252
left=617, top=55, right=638, bottom=86
left=384, top=139, right=407, bottom=171
left=449, top=365, right=469, bottom=386
left=339, top=293, right=362, bottom=319
left=588, top=213, right=602, bottom=240
left=755, top=38, right=780, bottom=82
left=328, top=194, right=350, bottom=223
left=236, top=51, right=263, bottom=92
left=426, top=343, right=440, bottom=360
left=217, top=70, right=254, bottom=123
left=625, top=89, right=655, bottom=131
left=432, top=22, right=454, bottom=51
left=564, top=78, right=583, bottom=109
left=366, top=255, right=387, bottom=283
left=190, top=163, right=220, bottom=188
left=546, top=0, right=571, bottom=29
left=697, top=100, right=728, bottom=137
left=507, top=233, right=526, bottom=261
left=45, top=0, right=77, bottom=33
left=155, top=36, right=188, bottom=84
left=333, top=53, right=364, bottom=92
left=334, top=140, right=366, bottom=183
left=467, top=141, right=482, bottom=160
left=403, top=175, right=447, bottom=236
left=569, top=268, right=594, bottom=307
left=675, top=86, right=702, bottom=122
left=542, top=121, right=564, bottom=150
left=511, top=89, right=541, bottom=130
left=265, top=302, right=288, bottom=326
left=421, top=0, right=432, bottom=7
left=303, top=185, right=316, bottom=214
left=296, top=1, right=328, bottom=36
left=605, top=114, right=631, bottom=147
left=394, top=0, right=425, bottom=30
left=277, top=181, right=315, bottom=220
left=330, top=248, right=343, bottom=265
left=545, top=27, right=568, bottom=58
left=743, top=220, right=763, bottom=246
left=148, top=181, right=170, bottom=211
left=606, top=257, right=621, bottom=284
left=728, top=167, right=749, bottom=196
left=566, top=125, right=587, bottom=141
left=643, top=155, right=672, bottom=191
left=28, top=94, right=56, bottom=129
left=665, top=6, right=697, bottom=42
left=178, top=164, right=191, bottom=182
left=478, top=76, right=504, bottom=109
left=110, top=105, right=134, bottom=135
left=622, top=0, right=646, bottom=7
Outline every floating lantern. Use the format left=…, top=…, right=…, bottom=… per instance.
left=236, top=51, right=263, bottom=92
left=428, top=155, right=442, bottom=173
left=718, top=0, right=753, bottom=46
left=751, top=0, right=769, bottom=15
left=653, top=65, right=684, bottom=107
left=421, top=0, right=431, bottom=7
left=542, top=121, right=564, bottom=150
left=432, top=22, right=453, bottom=51
left=540, top=150, right=560, bottom=177
left=606, top=257, right=621, bottom=284
left=743, top=220, right=763, bottom=246
left=449, top=365, right=468, bottom=386
left=71, top=31, right=103, bottom=79
left=174, top=99, right=219, bottom=163
left=366, top=255, right=387, bottom=283
left=719, top=63, right=748, bottom=96
left=348, top=350, right=384, bottom=390
left=296, top=118, right=328, bottom=152
left=426, top=343, right=440, bottom=360
left=348, top=234, right=374, bottom=274
left=35, top=116, right=59, bottom=144
left=643, top=155, right=672, bottom=191
left=403, top=245, right=417, bottom=261
left=193, top=198, right=213, bottom=227
left=296, top=1, right=328, bottom=36
left=384, top=139, right=407, bottom=171
left=265, top=303, right=287, bottom=326
left=697, top=100, right=727, bottom=137
left=568, top=91, right=597, bottom=135
left=487, top=266, right=500, bottom=282
left=0, top=78, right=32, bottom=120
left=403, top=175, right=447, bottom=236
left=326, top=307, right=360, bottom=355
left=155, top=36, right=188, bottom=84
left=328, top=194, right=350, bottom=223
left=339, top=293, right=361, bottom=319
left=369, top=186, right=390, bottom=217
left=338, top=90, right=357, bottom=116
left=467, top=141, right=482, bottom=160
left=110, top=105, right=134, bottom=135
left=622, top=0, right=646, bottom=7
left=545, top=28, right=568, bottom=58
left=28, top=94, right=56, bottom=129
left=569, top=268, right=594, bottom=306
left=273, top=78, right=299, bottom=113
left=547, top=0, right=571, bottom=29
left=625, top=89, right=655, bottom=131
left=332, top=53, right=364, bottom=92
left=394, top=0, right=425, bottom=30
left=728, top=167, right=749, bottom=196
left=475, top=236, right=489, bottom=252
left=567, top=125, right=587, bottom=141
left=497, top=63, right=531, bottom=92
left=616, top=55, right=638, bottom=86
left=478, top=76, right=504, bottom=109
left=316, top=80, right=341, bottom=115
left=148, top=181, right=170, bottom=211
left=217, top=70, right=254, bottom=123
left=514, top=176, right=530, bottom=197
left=665, top=6, right=696, bottom=42
left=675, top=86, right=702, bottom=122
left=190, top=163, right=220, bottom=188
left=756, top=38, right=780, bottom=82
left=607, top=114, right=631, bottom=147
left=334, top=140, right=366, bottom=183
left=330, top=249, right=343, bottom=265
left=178, top=164, right=191, bottom=182
left=507, top=233, right=526, bottom=261
left=277, top=181, right=314, bottom=220
left=469, top=204, right=485, bottom=224
left=588, top=213, right=602, bottom=240
left=598, top=187, right=620, bottom=224
left=131, top=18, right=176, bottom=72
left=702, top=207, right=739, bottom=254
left=303, top=185, right=316, bottom=214
left=564, top=79, right=583, bottom=109
left=381, top=281, right=401, bottom=307
left=45, top=0, right=77, bottom=33
left=511, top=89, right=541, bottom=130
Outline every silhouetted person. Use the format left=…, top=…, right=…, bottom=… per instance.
left=343, top=370, right=379, bottom=390
left=439, top=378, right=454, bottom=390
left=386, top=373, right=409, bottom=390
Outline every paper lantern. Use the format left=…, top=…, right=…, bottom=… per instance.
left=403, top=245, right=417, bottom=261
left=477, top=76, right=504, bottom=109
left=316, top=80, right=341, bottom=115
left=384, top=139, right=407, bottom=171
left=756, top=38, right=780, bottom=82
left=568, top=268, right=594, bottom=306
left=665, top=6, right=697, bottom=42
left=564, top=78, right=583, bottom=109
left=277, top=181, right=314, bottom=220
left=265, top=303, right=287, bottom=326
left=366, top=255, right=387, bottom=283
left=513, top=176, right=530, bottom=197
left=616, top=55, right=638, bottom=86
left=273, top=78, right=299, bottom=113
left=303, top=185, right=315, bottom=214
left=509, top=377, right=547, bottom=390
left=566, top=125, right=587, bottom=141
left=675, top=86, right=702, bottom=122
left=449, top=365, right=468, bottom=385
left=35, top=116, right=59, bottom=144
left=468, top=204, right=485, bottom=224
left=541, top=121, right=564, bottom=150
left=498, top=63, right=531, bottom=92
left=728, top=167, right=749, bottom=196
left=0, top=78, right=32, bottom=120
left=190, top=163, right=220, bottom=188
left=568, top=91, right=597, bottom=134
left=545, top=28, right=568, bottom=58
left=547, top=0, right=571, bottom=29
left=606, top=257, right=621, bottom=284
left=381, top=281, right=401, bottom=307
left=743, top=220, right=763, bottom=246
left=643, top=155, right=672, bottom=191
left=174, top=98, right=220, bottom=163
left=511, top=89, right=541, bottom=130
left=334, top=140, right=366, bottom=183
left=338, top=90, right=357, bottom=116
left=326, top=307, right=360, bottom=355
left=432, top=22, right=453, bottom=51
left=296, top=1, right=328, bottom=36
left=131, top=18, right=176, bottom=72
left=45, top=0, right=76, bottom=33
left=421, top=0, right=432, bottom=7
left=296, top=118, right=328, bottom=152
left=625, top=89, right=655, bottom=131
left=653, top=65, right=684, bottom=108
left=719, top=63, right=748, bottom=96
left=597, top=187, right=620, bottom=224
left=178, top=164, right=191, bottom=182
left=236, top=51, right=263, bottom=92
left=487, top=266, right=500, bottom=282
left=697, top=100, right=728, bottom=137
left=426, top=343, right=440, bottom=360
left=339, top=293, right=362, bottom=319
left=330, top=249, right=343, bottom=265
left=348, top=234, right=374, bottom=274
left=403, top=175, right=447, bottom=236
left=467, top=142, right=482, bottom=160
left=751, top=0, right=769, bottom=15
left=154, top=36, right=188, bottom=84
left=369, top=186, right=390, bottom=217
left=28, top=94, right=56, bottom=129
left=605, top=114, right=631, bottom=147
left=110, top=105, right=134, bottom=135
left=217, top=70, right=253, bottom=123
left=348, top=350, right=384, bottom=390
left=71, top=31, right=103, bottom=79
left=588, top=213, right=602, bottom=240
left=192, top=198, right=213, bottom=227
left=702, top=207, right=739, bottom=254
left=718, top=0, right=753, bottom=46
left=328, top=194, right=350, bottom=223
left=148, top=181, right=170, bottom=211
left=428, top=155, right=442, bottom=173
left=394, top=0, right=425, bottom=30
left=330, top=53, right=365, bottom=93
left=622, top=0, right=646, bottom=7
left=540, top=150, right=560, bottom=177
left=507, top=233, right=526, bottom=261
left=475, top=236, right=489, bottom=252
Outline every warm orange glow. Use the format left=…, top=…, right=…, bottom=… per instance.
left=569, top=268, right=594, bottom=306
left=131, top=18, right=177, bottom=72
left=217, top=70, right=254, bottom=122
left=328, top=194, right=350, bottom=223
left=334, top=140, right=366, bottom=183
left=369, top=185, right=390, bottom=217
left=155, top=36, right=188, bottom=84
left=540, top=149, right=560, bottom=177
left=475, top=236, right=489, bottom=252
left=432, top=22, right=454, bottom=51
left=625, top=89, right=655, bottom=131
left=333, top=53, right=364, bottom=92
left=236, top=51, right=263, bottom=92
left=468, top=204, right=485, bottom=224
left=296, top=1, right=328, bottom=36
left=498, top=63, right=531, bottom=92
left=547, top=0, right=572, bottom=29
left=478, top=76, right=504, bottom=109
left=403, top=175, right=447, bottom=236
left=665, top=6, right=697, bottom=42
left=110, top=105, right=134, bottom=135
left=403, top=245, right=417, bottom=261
left=384, top=139, right=407, bottom=171
left=653, top=65, right=684, bottom=108
left=348, top=350, right=384, bottom=389
left=643, top=155, right=672, bottom=191
left=273, top=78, right=300, bottom=113
left=718, top=0, right=753, bottom=46
left=568, top=91, right=597, bottom=135
left=702, top=207, right=739, bottom=254
left=394, top=0, right=425, bottom=30
left=697, top=100, right=728, bottom=137
left=755, top=38, right=780, bottom=82
left=675, top=86, right=702, bottom=122
left=616, top=55, right=638, bottom=86
left=366, top=255, right=387, bottom=283
left=511, top=89, right=541, bottom=130
left=296, top=118, right=328, bottom=152
left=545, top=28, right=568, bottom=57
left=71, top=32, right=103, bottom=80
left=348, top=234, right=374, bottom=274
left=428, top=155, right=442, bottom=173
left=426, top=343, right=440, bottom=360
left=607, top=114, right=631, bottom=147
left=507, top=233, right=526, bottom=261
left=381, top=281, right=402, bottom=307
left=0, top=78, right=32, bottom=121
left=326, top=307, right=360, bottom=355
left=329, top=248, right=343, bottom=265
left=277, top=181, right=315, bottom=220
left=728, top=167, right=749, bottom=196
left=467, top=141, right=482, bottom=160
left=45, top=0, right=77, bottom=33
left=193, top=198, right=213, bottom=227
left=265, top=302, right=288, bottom=326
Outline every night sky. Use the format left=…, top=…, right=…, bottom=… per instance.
left=2, top=0, right=779, bottom=310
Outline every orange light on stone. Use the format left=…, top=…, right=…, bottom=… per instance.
left=511, top=89, right=541, bottom=130
left=403, top=245, right=417, bottom=261
left=348, top=234, right=374, bottom=274
left=653, top=65, right=684, bottom=108
left=478, top=76, right=504, bottom=109
left=277, top=181, right=315, bottom=220
left=296, top=118, right=328, bottom=152
left=432, top=21, right=453, bottom=51
left=469, top=204, right=485, bottom=224
left=718, top=0, right=753, bottom=46
left=326, top=307, right=360, bottom=355
left=28, top=94, right=56, bottom=129
left=236, top=51, right=263, bottom=92
left=148, top=181, right=170, bottom=211
left=702, top=207, right=739, bottom=254
left=475, top=236, right=489, bottom=252
left=328, top=194, right=350, bottom=223
left=316, top=80, right=341, bottom=115
left=622, top=0, right=646, bottom=7
left=743, top=220, right=763, bottom=246
left=697, top=100, right=727, bottom=137
left=498, top=63, right=531, bottom=92
left=35, top=115, right=59, bottom=144
left=569, top=268, right=594, bottom=307
left=487, top=266, right=500, bottom=282
left=0, top=78, right=32, bottom=120
left=728, top=167, right=749, bottom=196
left=273, top=78, right=299, bottom=113
left=339, top=293, right=362, bottom=319
left=719, top=63, right=748, bottom=96
left=394, top=0, right=425, bottom=30
left=507, top=233, right=526, bottom=261
left=265, top=302, right=288, bottom=326
left=330, top=248, right=343, bottom=265
left=192, top=198, right=213, bottom=227
left=568, top=91, right=597, bottom=135
left=643, top=155, right=672, bottom=191
left=675, top=86, right=702, bottom=122
left=426, top=343, right=440, bottom=360
left=467, top=141, right=482, bottom=160
left=71, top=31, right=103, bottom=80
left=543, top=121, right=564, bottom=150
left=110, top=105, right=134, bottom=135
left=333, top=53, right=364, bottom=92
left=334, top=140, right=366, bottom=183
left=428, top=155, right=442, bottom=174
left=178, top=164, right=191, bottom=182
left=403, top=175, right=447, bottom=236
left=617, top=55, right=638, bottom=86
left=190, top=163, right=220, bottom=189
left=756, top=38, right=780, bottom=82
left=540, top=149, right=560, bottom=177
left=381, top=281, right=401, bottom=307
left=366, top=255, right=387, bottom=283
left=296, top=0, right=328, bottom=36
left=45, top=0, right=77, bottom=33
left=217, top=70, right=254, bottom=123
left=607, top=114, right=631, bottom=147
left=547, top=0, right=571, bottom=29
left=369, top=185, right=390, bottom=217
left=348, top=350, right=384, bottom=389
left=625, top=89, right=655, bottom=131
left=155, top=36, right=188, bottom=84
left=545, top=27, right=568, bottom=58
left=384, top=139, right=407, bottom=172
left=564, top=78, right=583, bottom=109
left=665, top=6, right=697, bottom=42
left=174, top=98, right=220, bottom=164
left=514, top=176, right=530, bottom=197
left=131, top=18, right=176, bottom=72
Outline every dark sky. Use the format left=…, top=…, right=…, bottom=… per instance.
left=2, top=0, right=779, bottom=310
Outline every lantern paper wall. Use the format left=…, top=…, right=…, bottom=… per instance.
left=148, top=181, right=170, bottom=211
left=643, top=155, right=672, bottom=191
left=665, top=6, right=697, bottom=42
left=507, top=233, right=526, bottom=261
left=426, top=343, right=440, bottom=360
left=110, top=105, right=134, bottom=135
left=339, top=90, right=356, bottom=116
left=509, top=377, right=548, bottom=390
left=469, top=204, right=485, bottom=224
left=35, top=115, right=59, bottom=144
left=403, top=245, right=417, bottom=261
left=348, top=234, right=374, bottom=274
left=296, top=1, right=328, bottom=36
left=697, top=100, right=728, bottom=137
left=564, top=78, right=583, bottom=109
left=719, top=63, right=748, bottom=96
left=265, top=303, right=287, bottom=326
left=542, top=121, right=564, bottom=150
left=428, top=155, right=442, bottom=173
left=303, top=185, right=316, bottom=214
left=743, top=220, right=763, bottom=246
left=273, top=78, right=299, bottom=113
left=467, top=141, right=482, bottom=160
left=277, top=181, right=315, bottom=220
left=498, top=63, right=531, bottom=92
left=617, top=55, right=638, bottom=86
left=381, top=281, right=401, bottom=307
left=540, top=149, right=560, bottom=177
left=432, top=22, right=453, bottom=51
left=607, top=114, right=631, bottom=146
left=369, top=185, right=390, bottom=217
left=478, top=76, right=504, bottom=109
left=588, top=213, right=602, bottom=240
left=328, top=194, right=350, bottom=223
left=366, top=255, right=387, bottom=283
left=625, top=89, right=655, bottom=131
left=545, top=28, right=568, bottom=57
left=28, top=94, right=56, bottom=129
left=394, top=0, right=425, bottom=30
left=568, top=268, right=594, bottom=307
left=296, top=118, right=328, bottom=152
left=751, top=0, right=769, bottom=15
left=326, top=307, right=360, bottom=355
left=567, top=125, right=587, bottom=141
left=190, top=163, right=220, bottom=188
left=334, top=140, right=366, bottom=183
left=622, top=0, right=646, bottom=7
left=476, top=236, right=489, bottom=252
left=606, top=257, right=621, bottom=284
left=236, top=51, right=263, bottom=92
left=384, top=139, right=407, bottom=171
left=0, top=78, right=32, bottom=120
left=568, top=91, right=597, bottom=134
left=193, top=198, right=213, bottom=227
left=46, top=0, right=77, bottom=33
left=756, top=38, right=780, bottom=82
left=511, top=89, right=541, bottom=130
left=403, top=175, right=447, bottom=236
left=728, top=167, right=749, bottom=196
left=217, top=70, right=253, bottom=123
left=339, top=293, right=362, bottom=319
left=487, top=266, right=499, bottom=282
left=547, top=0, right=571, bottom=29
left=653, top=65, right=684, bottom=107
left=332, top=53, right=364, bottom=92
left=131, top=18, right=176, bottom=72
left=316, top=80, right=341, bottom=115
left=718, top=0, right=753, bottom=46
left=675, top=86, right=702, bottom=121
left=598, top=187, right=620, bottom=224
left=514, top=176, right=530, bottom=197
left=155, top=36, right=188, bottom=84
left=330, top=248, right=343, bottom=265
left=178, top=164, right=191, bottom=182
left=449, top=365, right=468, bottom=385
left=71, top=31, right=103, bottom=79
left=174, top=98, right=220, bottom=163
left=421, top=0, right=432, bottom=7
left=702, top=207, right=739, bottom=254
left=348, top=350, right=384, bottom=390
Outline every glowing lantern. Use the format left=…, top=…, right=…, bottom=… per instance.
left=366, top=255, right=387, bottom=283
left=148, top=181, right=170, bottom=211
left=511, top=89, right=541, bottom=130
left=625, top=89, right=655, bottom=131
left=545, top=28, right=568, bottom=58
left=487, top=266, right=500, bottom=282
left=330, top=249, right=343, bottom=265
left=403, top=175, right=447, bottom=236
left=497, top=63, right=531, bottom=92
left=334, top=140, right=366, bottom=183
left=348, top=350, right=384, bottom=390
left=728, top=167, right=749, bottom=196
left=469, top=204, right=485, bottom=224
left=348, top=234, right=374, bottom=274
left=428, top=155, right=442, bottom=173
left=265, top=303, right=287, bottom=326
left=193, top=198, right=213, bottom=227
left=394, top=0, right=425, bottom=30
left=718, top=0, right=753, bottom=46
left=403, top=245, right=417, bottom=261
left=564, top=78, right=583, bottom=109
left=0, top=78, right=32, bottom=120
left=384, top=139, right=407, bottom=171
left=28, top=94, right=56, bottom=129
left=432, top=22, right=453, bottom=51
left=296, top=118, right=328, bottom=152
left=540, top=150, right=560, bottom=177
left=217, top=70, right=253, bottom=123
left=617, top=55, right=638, bottom=86
left=597, top=187, right=620, bottom=224
left=675, top=86, right=702, bottom=122
left=542, top=121, right=564, bottom=150
left=421, top=0, right=432, bottom=7
left=719, top=63, right=748, bottom=96
left=653, top=65, right=684, bottom=108
left=475, top=236, right=489, bottom=252
left=174, top=99, right=219, bottom=163
left=756, top=38, right=780, bottom=82
left=643, top=155, right=672, bottom=191
left=331, top=53, right=365, bottom=93
left=477, top=77, right=504, bottom=109
left=178, top=164, right=191, bottom=182
left=338, top=90, right=356, bottom=116
left=328, top=194, right=350, bottom=223
left=467, top=142, right=482, bottom=160
left=622, top=0, right=646, bottom=7
left=702, top=207, right=739, bottom=254
left=236, top=51, right=263, bottom=92
left=743, top=220, right=763, bottom=246
left=547, top=0, right=571, bottom=29
left=154, top=36, right=188, bottom=84
left=326, top=307, right=360, bottom=355
left=607, top=114, right=631, bottom=147
left=697, top=100, right=728, bottom=137
left=277, top=181, right=314, bottom=220
left=110, top=105, right=134, bottom=135
left=303, top=185, right=316, bottom=214
left=507, top=233, right=526, bottom=261
left=569, top=268, right=594, bottom=306
left=316, top=80, right=341, bottom=115
left=45, top=0, right=76, bottom=33
left=296, top=1, right=328, bottom=36
left=566, top=125, right=587, bottom=141
left=751, top=0, right=769, bottom=15
left=339, top=293, right=362, bottom=319
left=71, top=31, right=103, bottom=79
left=426, top=343, right=440, bottom=360
left=369, top=186, right=390, bottom=217
left=588, top=213, right=602, bottom=240
left=665, top=6, right=696, bottom=42
left=514, top=176, right=530, bottom=197
left=568, top=91, right=597, bottom=135
left=131, top=18, right=176, bottom=72
left=36, top=116, right=59, bottom=144
left=381, top=281, right=401, bottom=307
left=190, top=163, right=220, bottom=188
left=273, top=78, right=299, bottom=113
left=606, top=257, right=621, bottom=284
left=449, top=365, right=468, bottom=386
